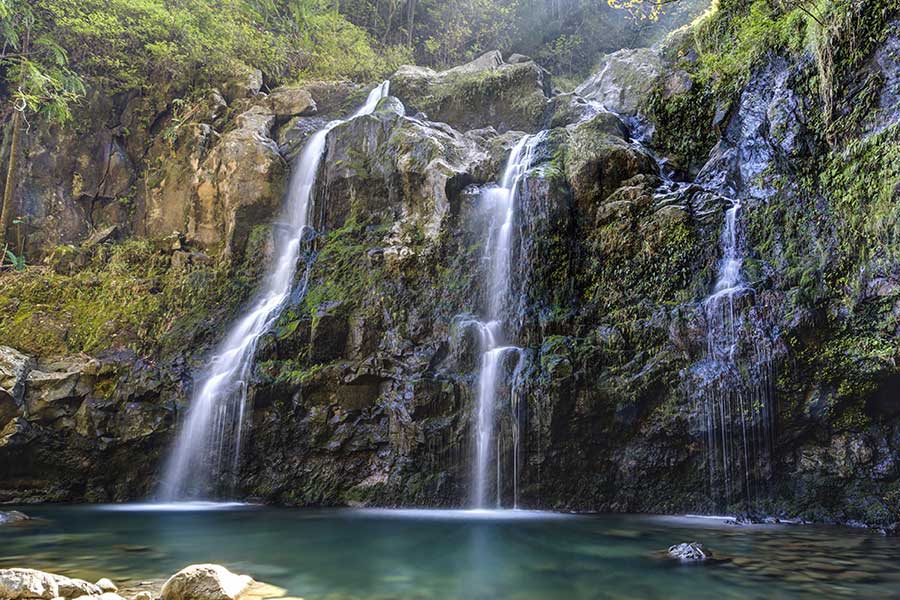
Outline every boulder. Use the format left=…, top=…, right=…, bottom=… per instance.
left=575, top=48, right=664, bottom=115
left=667, top=542, right=708, bottom=563
left=141, top=123, right=218, bottom=241
left=222, top=64, right=263, bottom=103
left=390, top=51, right=551, bottom=132
left=0, top=510, right=29, bottom=525
left=24, top=357, right=96, bottom=425
left=563, top=111, right=657, bottom=211
left=298, top=81, right=365, bottom=116
left=160, top=565, right=253, bottom=600
left=264, top=87, right=317, bottom=121
left=319, top=101, right=488, bottom=238
left=95, top=579, right=117, bottom=593
left=53, top=576, right=102, bottom=598
left=0, top=346, right=33, bottom=428
left=0, top=569, right=60, bottom=599
left=191, top=106, right=287, bottom=258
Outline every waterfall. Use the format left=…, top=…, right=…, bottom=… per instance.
left=626, top=107, right=777, bottom=511
left=159, top=81, right=391, bottom=501
left=469, top=132, right=545, bottom=509
left=696, top=193, right=776, bottom=511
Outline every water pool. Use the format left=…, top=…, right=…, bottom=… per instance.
left=2, top=505, right=899, bottom=599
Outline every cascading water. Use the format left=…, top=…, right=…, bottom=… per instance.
left=695, top=192, right=776, bottom=510
left=159, top=81, right=391, bottom=501
left=627, top=110, right=777, bottom=511
left=469, top=132, right=545, bottom=509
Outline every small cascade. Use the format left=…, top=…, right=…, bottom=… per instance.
left=694, top=200, right=776, bottom=510
left=624, top=110, right=777, bottom=511
left=695, top=194, right=776, bottom=510
left=468, top=132, right=545, bottom=509
left=159, top=81, right=390, bottom=501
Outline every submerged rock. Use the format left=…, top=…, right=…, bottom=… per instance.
left=160, top=565, right=253, bottom=600
left=667, top=542, right=708, bottom=563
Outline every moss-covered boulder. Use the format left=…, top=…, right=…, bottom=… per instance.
left=562, top=111, right=657, bottom=212
left=390, top=51, right=552, bottom=133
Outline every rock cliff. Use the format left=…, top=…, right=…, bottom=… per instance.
left=1, top=2, right=898, bottom=529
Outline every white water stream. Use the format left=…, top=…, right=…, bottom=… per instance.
left=160, top=82, right=390, bottom=501
left=470, top=132, right=545, bottom=509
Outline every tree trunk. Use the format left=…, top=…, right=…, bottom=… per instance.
left=0, top=109, right=21, bottom=249
left=406, top=0, right=417, bottom=48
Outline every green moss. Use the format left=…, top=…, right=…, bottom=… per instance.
left=257, top=359, right=327, bottom=387
left=0, top=238, right=261, bottom=358
left=301, top=217, right=390, bottom=320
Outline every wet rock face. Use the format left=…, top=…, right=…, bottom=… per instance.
left=390, top=51, right=552, bottom=133
left=2, top=29, right=900, bottom=528
left=318, top=98, right=491, bottom=238
left=0, top=346, right=176, bottom=502
left=697, top=56, right=813, bottom=201
left=575, top=48, right=664, bottom=115
left=871, top=20, right=900, bottom=134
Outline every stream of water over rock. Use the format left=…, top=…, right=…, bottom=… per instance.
left=159, top=82, right=391, bottom=501
left=469, top=132, right=545, bottom=509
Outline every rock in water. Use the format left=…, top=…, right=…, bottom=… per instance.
left=0, top=510, right=30, bottom=525
left=0, top=569, right=60, bottom=599
left=668, top=542, right=708, bottom=563
left=161, top=565, right=254, bottom=600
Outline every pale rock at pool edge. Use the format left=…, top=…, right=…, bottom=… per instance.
left=0, top=569, right=60, bottom=600
left=160, top=565, right=253, bottom=600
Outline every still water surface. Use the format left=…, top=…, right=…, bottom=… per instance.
left=2, top=505, right=899, bottom=599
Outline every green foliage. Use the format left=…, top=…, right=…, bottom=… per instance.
left=340, top=0, right=707, bottom=76
left=692, top=0, right=808, bottom=94
left=3, top=248, right=24, bottom=271
left=0, top=0, right=85, bottom=123
left=4, top=0, right=405, bottom=110
left=646, top=83, right=719, bottom=173
left=808, top=124, right=900, bottom=290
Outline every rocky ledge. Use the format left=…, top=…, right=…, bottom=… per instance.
left=0, top=565, right=287, bottom=600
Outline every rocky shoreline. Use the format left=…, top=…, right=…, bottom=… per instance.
left=0, top=564, right=290, bottom=600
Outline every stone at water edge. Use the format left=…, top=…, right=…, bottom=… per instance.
left=70, top=593, right=126, bottom=600
left=0, top=568, right=60, bottom=599
left=160, top=565, right=254, bottom=600
left=52, top=576, right=102, bottom=598
left=95, top=579, right=118, bottom=593
left=668, top=542, right=708, bottom=563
